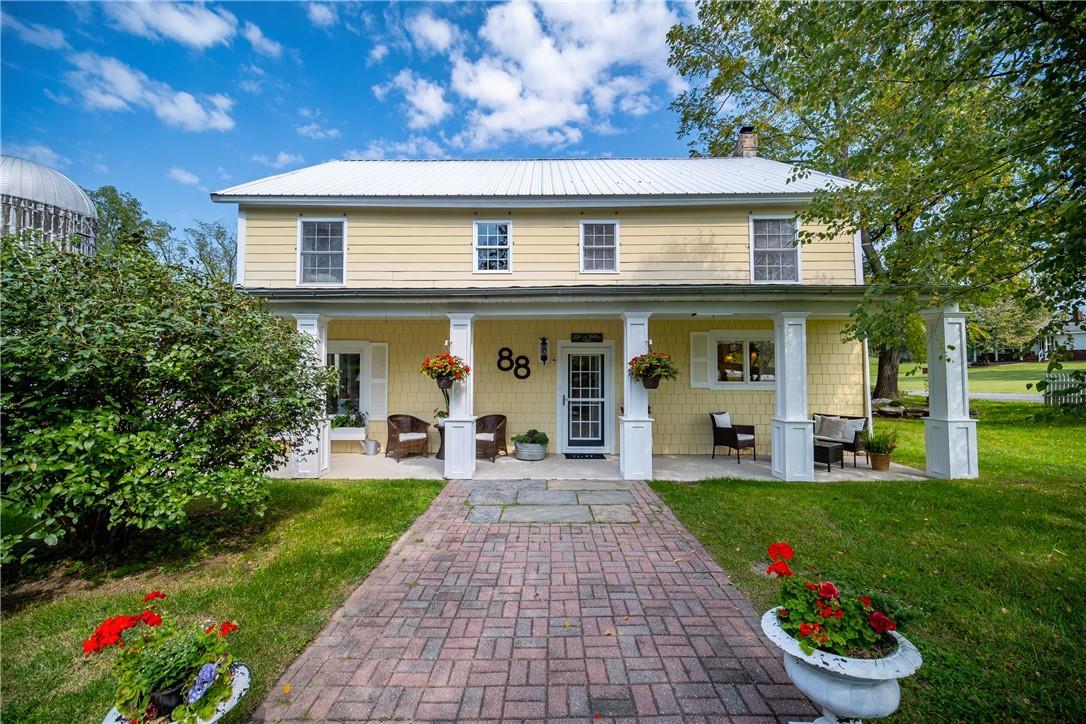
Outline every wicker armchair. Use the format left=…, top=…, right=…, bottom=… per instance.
left=386, top=414, right=430, bottom=462
left=475, top=414, right=508, bottom=462
left=813, top=413, right=868, bottom=467
left=709, top=411, right=757, bottom=463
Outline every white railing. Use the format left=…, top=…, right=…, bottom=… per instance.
left=1043, top=373, right=1084, bottom=406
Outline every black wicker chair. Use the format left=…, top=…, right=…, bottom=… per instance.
left=709, top=411, right=756, bottom=463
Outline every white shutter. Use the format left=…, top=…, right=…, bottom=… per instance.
left=367, top=342, right=389, bottom=420
left=690, top=332, right=709, bottom=388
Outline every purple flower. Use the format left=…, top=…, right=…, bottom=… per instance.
left=187, top=662, right=219, bottom=705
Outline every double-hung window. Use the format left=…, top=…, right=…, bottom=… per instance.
left=711, top=333, right=776, bottom=388
left=751, top=216, right=800, bottom=283
left=299, top=218, right=346, bottom=284
left=580, top=221, right=619, bottom=273
left=474, top=220, right=511, bottom=272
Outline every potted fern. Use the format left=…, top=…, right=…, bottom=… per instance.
left=862, top=429, right=898, bottom=471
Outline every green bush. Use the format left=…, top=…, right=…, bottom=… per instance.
left=511, top=429, right=549, bottom=445
left=0, top=237, right=332, bottom=562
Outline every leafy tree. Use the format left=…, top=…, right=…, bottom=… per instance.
left=87, top=185, right=174, bottom=254
left=668, top=1, right=1085, bottom=401
left=177, top=219, right=237, bottom=284
left=0, top=237, right=332, bottom=562
left=969, top=297, right=1052, bottom=362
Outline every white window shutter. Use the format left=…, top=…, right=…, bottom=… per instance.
left=690, top=332, right=709, bottom=388
left=368, top=342, right=389, bottom=420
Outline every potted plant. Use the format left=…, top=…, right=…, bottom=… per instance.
left=329, top=409, right=367, bottom=442
left=433, top=408, right=449, bottom=426
left=862, top=428, right=898, bottom=471
left=511, top=429, right=548, bottom=461
left=761, top=543, right=922, bottom=723
left=86, top=591, right=249, bottom=723
left=627, top=351, right=679, bottom=389
left=420, top=353, right=471, bottom=390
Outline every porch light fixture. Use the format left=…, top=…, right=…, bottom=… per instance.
left=539, top=337, right=549, bottom=365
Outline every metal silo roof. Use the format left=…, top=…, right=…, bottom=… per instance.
left=0, top=155, right=98, bottom=219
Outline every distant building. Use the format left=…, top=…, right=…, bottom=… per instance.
left=1033, top=309, right=1086, bottom=361
left=1, top=155, right=97, bottom=254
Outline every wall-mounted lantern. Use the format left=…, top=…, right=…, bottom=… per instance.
left=539, top=337, right=549, bottom=365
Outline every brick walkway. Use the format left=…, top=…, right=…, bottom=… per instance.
left=256, top=479, right=816, bottom=722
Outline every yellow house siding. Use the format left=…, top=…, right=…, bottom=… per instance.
left=244, top=206, right=858, bottom=289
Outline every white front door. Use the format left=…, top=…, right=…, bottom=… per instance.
left=557, top=342, right=615, bottom=454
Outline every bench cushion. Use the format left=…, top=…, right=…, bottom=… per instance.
left=475, top=432, right=495, bottom=442
left=736, top=433, right=754, bottom=443
left=398, top=432, right=427, bottom=442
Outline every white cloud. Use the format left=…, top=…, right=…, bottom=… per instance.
left=239, top=63, right=265, bottom=94
left=343, top=136, right=446, bottom=160
left=2, top=142, right=70, bottom=168
left=367, top=43, right=389, bottom=65
left=406, top=11, right=458, bottom=53
left=66, top=52, right=235, bottom=132
left=1, top=10, right=68, bottom=49
left=297, top=122, right=342, bottom=140
left=445, top=1, right=681, bottom=150
left=216, top=166, right=232, bottom=180
left=103, top=2, right=237, bottom=50
left=251, top=151, right=305, bottom=169
left=373, top=69, right=451, bottom=130
left=167, top=166, right=201, bottom=185
left=241, top=21, right=282, bottom=58
left=306, top=3, right=337, bottom=28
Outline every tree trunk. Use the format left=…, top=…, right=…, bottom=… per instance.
left=872, top=346, right=901, bottom=400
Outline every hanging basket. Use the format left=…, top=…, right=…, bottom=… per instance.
left=641, top=375, right=661, bottom=389
left=436, top=376, right=455, bottom=390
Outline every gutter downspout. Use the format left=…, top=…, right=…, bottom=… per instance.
left=862, top=338, right=873, bottom=431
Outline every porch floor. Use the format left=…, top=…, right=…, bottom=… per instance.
left=281, top=451, right=926, bottom=482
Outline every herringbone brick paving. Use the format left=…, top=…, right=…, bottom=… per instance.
left=255, top=479, right=816, bottom=722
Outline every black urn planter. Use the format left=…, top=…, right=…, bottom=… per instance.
left=436, top=376, right=454, bottom=390
left=150, top=681, right=186, bottom=717
left=641, top=375, right=661, bottom=389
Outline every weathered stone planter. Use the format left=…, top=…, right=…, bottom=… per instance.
left=760, top=608, right=922, bottom=723
left=513, top=442, right=546, bottom=461
left=104, top=663, right=252, bottom=724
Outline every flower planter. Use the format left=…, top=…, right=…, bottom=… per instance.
left=869, top=452, right=892, bottom=471
left=104, top=663, right=252, bottom=724
left=329, top=425, right=366, bottom=442
left=760, top=608, right=922, bottom=723
left=514, top=442, right=546, bottom=461
left=640, top=375, right=661, bottom=389
left=436, top=376, right=454, bottom=390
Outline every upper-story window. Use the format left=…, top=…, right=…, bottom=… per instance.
left=580, top=221, right=619, bottom=273
left=474, top=220, right=511, bottom=272
left=299, top=219, right=346, bottom=284
left=751, top=216, right=799, bottom=283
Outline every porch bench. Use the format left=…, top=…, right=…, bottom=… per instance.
left=812, top=413, right=868, bottom=467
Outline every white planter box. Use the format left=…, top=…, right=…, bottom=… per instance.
left=329, top=426, right=367, bottom=442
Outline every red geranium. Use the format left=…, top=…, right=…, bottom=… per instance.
left=139, top=610, right=163, bottom=627
left=805, top=581, right=817, bottom=591
left=859, top=596, right=872, bottom=608
left=817, top=582, right=840, bottom=600
left=219, top=621, right=239, bottom=637
left=83, top=615, right=141, bottom=656
left=142, top=591, right=166, bottom=603
left=778, top=609, right=789, bottom=618
left=767, top=542, right=794, bottom=561
left=766, top=560, right=794, bottom=577
left=868, top=611, right=897, bottom=633
left=799, top=622, right=822, bottom=637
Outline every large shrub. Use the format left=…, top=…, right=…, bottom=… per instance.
left=0, top=237, right=331, bottom=561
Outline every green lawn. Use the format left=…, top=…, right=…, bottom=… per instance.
left=870, top=360, right=1086, bottom=394
left=652, top=401, right=1086, bottom=722
left=0, top=478, right=442, bottom=723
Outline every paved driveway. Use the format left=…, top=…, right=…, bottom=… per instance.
left=256, top=479, right=815, bottom=722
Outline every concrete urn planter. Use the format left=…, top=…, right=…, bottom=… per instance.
left=513, top=442, right=546, bottom=461
left=760, top=608, right=922, bottom=723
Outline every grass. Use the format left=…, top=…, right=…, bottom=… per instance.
left=869, top=360, right=1086, bottom=395
left=0, top=478, right=442, bottom=723
left=651, top=400, right=1086, bottom=723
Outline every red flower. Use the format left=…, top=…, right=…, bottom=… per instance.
left=206, top=624, right=216, bottom=635
left=817, top=582, right=840, bottom=600
left=799, top=622, right=821, bottom=637
left=766, top=560, right=794, bottom=577
left=859, top=596, right=872, bottom=608
left=777, top=609, right=789, bottom=618
left=139, top=610, right=163, bottom=627
left=142, top=591, right=166, bottom=603
left=82, top=615, right=141, bottom=656
left=219, top=621, right=239, bottom=637
left=767, top=542, right=794, bottom=561
left=835, top=608, right=844, bottom=620
left=804, top=581, right=817, bottom=591
left=868, top=611, right=897, bottom=633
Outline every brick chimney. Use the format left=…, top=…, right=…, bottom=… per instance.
left=733, top=126, right=759, bottom=158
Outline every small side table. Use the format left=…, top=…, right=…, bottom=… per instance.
left=813, top=440, right=844, bottom=473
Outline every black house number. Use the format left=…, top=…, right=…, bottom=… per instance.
left=497, top=347, right=531, bottom=380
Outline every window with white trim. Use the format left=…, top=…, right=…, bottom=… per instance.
left=474, top=220, right=511, bottom=272
left=751, top=217, right=799, bottom=282
left=710, top=333, right=775, bottom=387
left=580, top=221, right=619, bottom=272
left=299, top=219, right=345, bottom=284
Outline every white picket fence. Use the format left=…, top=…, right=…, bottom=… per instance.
left=1043, top=373, right=1084, bottom=406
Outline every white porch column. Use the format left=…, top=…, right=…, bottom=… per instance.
left=921, top=307, right=979, bottom=478
left=444, top=313, right=476, bottom=479
left=293, top=313, right=330, bottom=478
left=771, top=312, right=814, bottom=481
left=620, top=312, right=653, bottom=480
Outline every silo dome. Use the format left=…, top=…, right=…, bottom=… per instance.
left=1, top=155, right=98, bottom=254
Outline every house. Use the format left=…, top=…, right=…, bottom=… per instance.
left=211, top=129, right=978, bottom=481
left=1033, top=309, right=1086, bottom=361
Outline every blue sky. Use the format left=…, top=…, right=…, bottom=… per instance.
left=1, top=1, right=691, bottom=231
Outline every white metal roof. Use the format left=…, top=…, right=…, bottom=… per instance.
left=211, top=157, right=852, bottom=207
left=0, top=155, right=98, bottom=218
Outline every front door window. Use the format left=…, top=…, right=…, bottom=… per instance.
left=567, top=353, right=605, bottom=447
